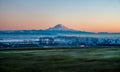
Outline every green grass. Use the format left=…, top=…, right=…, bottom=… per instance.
left=0, top=48, right=120, bottom=72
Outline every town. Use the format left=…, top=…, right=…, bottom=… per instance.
left=0, top=36, right=120, bottom=48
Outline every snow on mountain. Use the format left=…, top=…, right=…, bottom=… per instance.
left=47, top=24, right=72, bottom=30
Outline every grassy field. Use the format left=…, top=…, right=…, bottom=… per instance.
left=0, top=48, right=120, bottom=72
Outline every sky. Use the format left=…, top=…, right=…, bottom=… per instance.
left=0, top=0, right=120, bottom=32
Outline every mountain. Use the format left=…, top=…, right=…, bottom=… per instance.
left=0, top=24, right=95, bottom=35
left=47, top=24, right=72, bottom=30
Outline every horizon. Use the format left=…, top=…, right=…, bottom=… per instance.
left=0, top=0, right=120, bottom=32
left=0, top=24, right=119, bottom=33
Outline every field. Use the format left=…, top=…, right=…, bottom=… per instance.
left=0, top=48, right=120, bottom=72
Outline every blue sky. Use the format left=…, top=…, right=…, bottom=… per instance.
left=0, top=0, right=120, bottom=32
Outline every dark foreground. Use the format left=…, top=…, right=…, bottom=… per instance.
left=0, top=48, right=120, bottom=72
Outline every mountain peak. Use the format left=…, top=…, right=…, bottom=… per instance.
left=47, top=24, right=71, bottom=30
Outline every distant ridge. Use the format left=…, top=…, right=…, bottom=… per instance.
left=0, top=24, right=119, bottom=35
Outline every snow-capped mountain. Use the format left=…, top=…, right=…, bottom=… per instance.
left=0, top=24, right=95, bottom=35
left=47, top=24, right=71, bottom=30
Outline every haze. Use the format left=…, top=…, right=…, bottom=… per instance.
left=0, top=0, right=120, bottom=32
